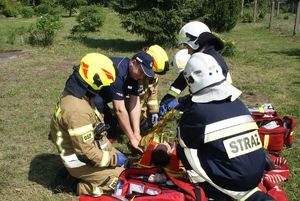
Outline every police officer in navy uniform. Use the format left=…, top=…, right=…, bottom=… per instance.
left=177, top=53, right=274, bottom=201
left=159, top=21, right=233, bottom=116
left=96, top=51, right=154, bottom=152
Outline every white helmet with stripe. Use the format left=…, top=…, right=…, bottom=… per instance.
left=178, top=21, right=210, bottom=50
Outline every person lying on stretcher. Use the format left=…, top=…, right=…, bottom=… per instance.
left=136, top=139, right=186, bottom=178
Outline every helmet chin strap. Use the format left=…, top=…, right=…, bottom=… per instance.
left=200, top=44, right=208, bottom=52
left=193, top=44, right=208, bottom=54
left=86, top=87, right=98, bottom=97
left=192, top=79, right=226, bottom=95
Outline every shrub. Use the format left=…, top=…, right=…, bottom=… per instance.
left=201, top=0, right=241, bottom=32
left=220, top=40, right=237, bottom=57
left=70, top=24, right=87, bottom=38
left=241, top=9, right=253, bottom=23
left=0, top=0, right=7, bottom=9
left=213, top=32, right=237, bottom=57
left=35, top=3, right=51, bottom=15
left=6, top=26, right=27, bottom=45
left=20, top=6, right=34, bottom=18
left=28, top=15, right=62, bottom=47
left=71, top=5, right=106, bottom=36
left=35, top=3, right=63, bottom=16
left=2, top=5, right=19, bottom=17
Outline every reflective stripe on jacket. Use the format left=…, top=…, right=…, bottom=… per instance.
left=50, top=90, right=113, bottom=168
left=178, top=98, right=265, bottom=192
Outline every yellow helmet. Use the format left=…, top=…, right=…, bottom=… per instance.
left=79, top=53, right=116, bottom=90
left=146, top=45, right=169, bottom=74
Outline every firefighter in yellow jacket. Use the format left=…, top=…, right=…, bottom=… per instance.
left=137, top=45, right=169, bottom=130
left=50, top=53, right=127, bottom=197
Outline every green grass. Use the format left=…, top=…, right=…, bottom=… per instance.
left=0, top=10, right=299, bottom=200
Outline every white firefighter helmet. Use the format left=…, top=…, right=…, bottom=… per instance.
left=183, top=52, right=241, bottom=103
left=178, top=21, right=210, bottom=50
left=173, top=49, right=191, bottom=73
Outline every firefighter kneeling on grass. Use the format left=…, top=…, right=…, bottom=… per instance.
left=177, top=53, right=275, bottom=201
left=50, top=53, right=127, bottom=197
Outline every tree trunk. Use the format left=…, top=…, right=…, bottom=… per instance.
left=241, top=0, right=244, bottom=16
left=293, top=1, right=300, bottom=36
left=276, top=2, right=280, bottom=16
left=253, top=0, right=257, bottom=22
left=269, top=1, right=275, bottom=30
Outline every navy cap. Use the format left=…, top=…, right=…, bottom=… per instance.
left=132, top=51, right=155, bottom=77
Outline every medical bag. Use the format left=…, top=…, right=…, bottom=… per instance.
left=112, top=167, right=206, bottom=201
left=251, top=111, right=296, bottom=152
left=283, top=116, right=296, bottom=147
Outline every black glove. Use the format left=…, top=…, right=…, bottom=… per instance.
left=94, top=123, right=110, bottom=140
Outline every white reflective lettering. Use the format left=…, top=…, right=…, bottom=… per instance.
left=223, top=131, right=262, bottom=159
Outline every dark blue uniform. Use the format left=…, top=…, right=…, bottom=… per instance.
left=160, top=45, right=229, bottom=104
left=178, top=98, right=265, bottom=192
left=98, top=57, right=139, bottom=102
left=95, top=57, right=140, bottom=138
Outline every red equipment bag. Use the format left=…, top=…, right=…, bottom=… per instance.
left=79, top=195, right=121, bottom=201
left=264, top=154, right=289, bottom=184
left=113, top=167, right=207, bottom=201
left=251, top=111, right=296, bottom=152
left=251, top=112, right=286, bottom=152
left=258, top=179, right=288, bottom=201
left=257, top=154, right=289, bottom=201
left=283, top=116, right=296, bottom=147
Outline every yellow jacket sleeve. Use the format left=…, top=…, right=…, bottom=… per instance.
left=64, top=111, right=115, bottom=168
left=146, top=76, right=159, bottom=114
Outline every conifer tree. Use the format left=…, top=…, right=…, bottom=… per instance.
left=112, top=0, right=241, bottom=45
left=112, top=0, right=201, bottom=46
left=201, top=0, right=241, bottom=32
left=59, top=0, right=87, bottom=17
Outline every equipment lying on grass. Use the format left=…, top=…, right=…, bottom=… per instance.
left=258, top=154, right=289, bottom=201
left=249, top=104, right=296, bottom=153
left=79, top=168, right=207, bottom=201
left=112, top=167, right=206, bottom=201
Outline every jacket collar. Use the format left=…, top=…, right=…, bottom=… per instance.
left=64, top=72, right=88, bottom=98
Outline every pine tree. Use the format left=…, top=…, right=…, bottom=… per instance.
left=59, top=0, right=87, bottom=17
left=112, top=0, right=241, bottom=45
left=112, top=0, right=201, bottom=46
left=201, top=0, right=241, bottom=32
